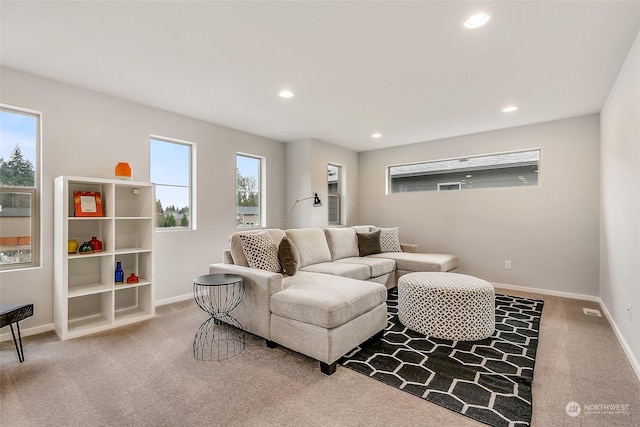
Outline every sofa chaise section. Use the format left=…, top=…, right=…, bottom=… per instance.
left=271, top=271, right=387, bottom=374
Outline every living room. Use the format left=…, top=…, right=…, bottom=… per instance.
left=1, top=2, right=639, bottom=426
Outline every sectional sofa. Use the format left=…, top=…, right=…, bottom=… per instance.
left=208, top=226, right=458, bottom=374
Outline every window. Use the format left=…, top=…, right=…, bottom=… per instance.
left=327, top=164, right=342, bottom=225
left=236, top=153, right=263, bottom=227
left=389, top=149, right=540, bottom=193
left=0, top=105, right=40, bottom=270
left=150, top=136, right=195, bottom=230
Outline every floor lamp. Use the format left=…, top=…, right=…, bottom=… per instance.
left=284, top=192, right=323, bottom=224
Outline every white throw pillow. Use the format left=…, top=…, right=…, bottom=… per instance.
left=371, top=227, right=402, bottom=252
left=239, top=231, right=281, bottom=272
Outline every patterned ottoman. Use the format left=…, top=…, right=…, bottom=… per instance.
left=398, top=272, right=495, bottom=341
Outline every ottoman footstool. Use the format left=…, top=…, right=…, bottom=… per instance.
left=398, top=272, right=495, bottom=341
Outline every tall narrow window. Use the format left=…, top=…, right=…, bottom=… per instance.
left=236, top=154, right=262, bottom=228
left=0, top=105, right=40, bottom=270
left=150, top=136, right=194, bottom=230
left=328, top=164, right=342, bottom=225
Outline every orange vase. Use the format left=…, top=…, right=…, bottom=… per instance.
left=115, top=162, right=132, bottom=180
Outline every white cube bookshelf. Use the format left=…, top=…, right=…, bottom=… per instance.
left=54, top=176, right=155, bottom=340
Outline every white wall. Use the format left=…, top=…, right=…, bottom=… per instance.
left=285, top=138, right=359, bottom=229
left=600, top=30, right=640, bottom=375
left=359, top=115, right=601, bottom=296
left=0, top=67, right=286, bottom=331
left=284, top=140, right=312, bottom=229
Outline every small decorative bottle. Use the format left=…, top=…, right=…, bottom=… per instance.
left=127, top=273, right=139, bottom=284
left=115, top=261, right=124, bottom=284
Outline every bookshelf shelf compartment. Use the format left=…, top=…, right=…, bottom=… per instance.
left=55, top=176, right=155, bottom=340
left=115, top=284, right=153, bottom=323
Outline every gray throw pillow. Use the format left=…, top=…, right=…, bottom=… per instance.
left=357, top=230, right=382, bottom=257
left=278, top=236, right=300, bottom=275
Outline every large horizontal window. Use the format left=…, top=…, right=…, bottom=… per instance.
left=388, top=149, right=540, bottom=193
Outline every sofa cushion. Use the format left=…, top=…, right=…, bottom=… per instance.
left=229, top=229, right=286, bottom=266
left=371, top=226, right=402, bottom=252
left=368, top=252, right=458, bottom=272
left=285, top=228, right=332, bottom=268
left=351, top=225, right=374, bottom=234
left=239, top=232, right=281, bottom=272
left=299, top=262, right=370, bottom=281
left=274, top=272, right=387, bottom=328
left=356, top=230, right=382, bottom=256
left=336, top=257, right=395, bottom=278
left=278, top=236, right=300, bottom=276
left=324, top=228, right=359, bottom=260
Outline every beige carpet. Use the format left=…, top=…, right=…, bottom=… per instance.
left=1, top=289, right=639, bottom=427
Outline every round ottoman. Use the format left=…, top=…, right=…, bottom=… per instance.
left=398, top=272, right=495, bottom=341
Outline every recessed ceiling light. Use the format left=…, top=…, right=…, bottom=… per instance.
left=464, top=12, right=491, bottom=29
left=279, top=90, right=294, bottom=98
left=502, top=106, right=518, bottom=113
left=371, top=133, right=382, bottom=138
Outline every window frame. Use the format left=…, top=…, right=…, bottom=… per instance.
left=149, top=135, right=196, bottom=231
left=0, top=104, right=41, bottom=271
left=236, top=153, right=264, bottom=229
left=327, top=163, right=342, bottom=225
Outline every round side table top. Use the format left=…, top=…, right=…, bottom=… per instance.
left=193, top=273, right=243, bottom=287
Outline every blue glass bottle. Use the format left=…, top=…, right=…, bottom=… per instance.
left=115, top=261, right=124, bottom=284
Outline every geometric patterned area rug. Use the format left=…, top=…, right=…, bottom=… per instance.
left=340, top=289, right=544, bottom=427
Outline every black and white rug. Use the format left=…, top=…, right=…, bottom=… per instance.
left=341, top=289, right=544, bottom=427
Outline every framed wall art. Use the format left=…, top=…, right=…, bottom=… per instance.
left=73, top=191, right=103, bottom=217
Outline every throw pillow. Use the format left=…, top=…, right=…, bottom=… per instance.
left=278, top=236, right=300, bottom=276
left=356, top=230, right=382, bottom=257
left=371, top=226, right=402, bottom=252
left=239, top=231, right=281, bottom=273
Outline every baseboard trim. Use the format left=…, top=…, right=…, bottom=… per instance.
left=491, top=281, right=640, bottom=383
left=155, top=293, right=192, bottom=306
left=491, top=282, right=600, bottom=302
left=598, top=302, right=640, bottom=382
left=0, top=323, right=54, bottom=343
left=0, top=295, right=193, bottom=343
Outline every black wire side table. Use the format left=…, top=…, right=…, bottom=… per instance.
left=192, top=273, right=245, bottom=361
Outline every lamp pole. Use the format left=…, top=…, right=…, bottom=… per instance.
left=284, top=192, right=323, bottom=224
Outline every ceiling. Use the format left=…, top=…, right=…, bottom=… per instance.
left=2, top=1, right=640, bottom=152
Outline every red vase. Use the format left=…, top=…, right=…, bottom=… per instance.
left=127, top=273, right=139, bottom=284
left=89, top=236, right=103, bottom=252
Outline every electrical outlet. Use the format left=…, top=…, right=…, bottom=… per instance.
left=505, top=260, right=512, bottom=270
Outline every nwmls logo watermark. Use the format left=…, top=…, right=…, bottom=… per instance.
left=566, top=401, right=631, bottom=418
left=566, top=402, right=581, bottom=417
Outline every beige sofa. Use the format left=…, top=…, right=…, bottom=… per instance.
left=208, top=226, right=457, bottom=374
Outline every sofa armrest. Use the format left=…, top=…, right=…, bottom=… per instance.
left=401, top=243, right=418, bottom=253
left=208, top=263, right=283, bottom=340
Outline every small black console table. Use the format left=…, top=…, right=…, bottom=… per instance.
left=0, top=303, right=34, bottom=362
left=192, top=273, right=245, bottom=361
